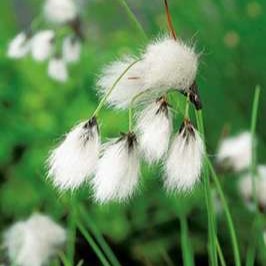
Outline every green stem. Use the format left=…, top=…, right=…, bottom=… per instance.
left=59, top=252, right=72, bottom=266
left=216, top=238, right=227, bottom=266
left=67, top=197, right=77, bottom=265
left=195, top=110, right=218, bottom=266
left=92, top=59, right=141, bottom=118
left=79, top=205, right=121, bottom=266
left=180, top=213, right=195, bottom=266
left=250, top=85, right=260, bottom=211
left=116, top=0, right=148, bottom=41
left=128, top=106, right=133, bottom=131
left=206, top=159, right=241, bottom=266
left=30, top=14, right=43, bottom=32
left=184, top=93, right=190, bottom=120
left=77, top=219, right=111, bottom=266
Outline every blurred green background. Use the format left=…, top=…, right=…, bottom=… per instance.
left=0, top=0, right=266, bottom=265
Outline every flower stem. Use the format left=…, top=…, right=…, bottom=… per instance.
left=180, top=212, right=195, bottom=266
left=250, top=85, right=260, bottom=211
left=116, top=0, right=148, bottom=41
left=184, top=93, right=190, bottom=120
left=92, top=59, right=141, bottom=118
left=206, top=158, right=241, bottom=266
left=197, top=108, right=240, bottom=264
left=163, top=0, right=177, bottom=40
left=128, top=106, right=133, bottom=131
left=66, top=197, right=77, bottom=265
left=195, top=110, right=218, bottom=266
left=216, top=238, right=227, bottom=266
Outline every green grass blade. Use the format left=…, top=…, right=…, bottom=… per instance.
left=250, top=85, right=261, bottom=210
left=180, top=213, right=195, bottom=266
left=66, top=197, right=77, bottom=265
left=116, top=0, right=148, bottom=41
left=216, top=238, right=227, bottom=266
left=206, top=159, right=241, bottom=266
left=77, top=219, right=111, bottom=266
left=195, top=110, right=218, bottom=266
left=79, top=204, right=121, bottom=266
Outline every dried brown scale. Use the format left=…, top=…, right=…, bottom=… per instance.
left=68, top=16, right=84, bottom=41
left=155, top=96, right=169, bottom=116
left=82, top=116, right=98, bottom=143
left=117, top=132, right=137, bottom=151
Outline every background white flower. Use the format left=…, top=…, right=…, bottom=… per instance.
left=3, top=213, right=66, bottom=266
left=43, top=0, right=77, bottom=24
left=31, top=30, right=54, bottom=61
left=217, top=131, right=252, bottom=172
left=48, top=57, right=68, bottom=82
left=7, top=32, right=31, bottom=59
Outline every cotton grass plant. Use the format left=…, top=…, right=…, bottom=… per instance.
left=4, top=0, right=264, bottom=265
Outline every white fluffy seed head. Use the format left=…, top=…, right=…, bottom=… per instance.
left=3, top=213, right=66, bottom=266
left=43, top=0, right=77, bottom=24
left=136, top=97, right=172, bottom=163
left=31, top=30, right=54, bottom=61
left=47, top=117, right=100, bottom=190
left=7, top=32, right=31, bottom=59
left=256, top=165, right=266, bottom=209
left=165, top=121, right=204, bottom=192
left=62, top=36, right=81, bottom=63
left=238, top=165, right=266, bottom=210
left=97, top=57, right=146, bottom=109
left=217, top=131, right=252, bottom=172
left=142, top=36, right=198, bottom=92
left=48, top=57, right=68, bottom=82
left=92, top=132, right=140, bottom=203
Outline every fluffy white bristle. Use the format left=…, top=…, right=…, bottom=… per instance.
left=92, top=133, right=140, bottom=203
left=48, top=57, right=68, bottom=82
left=165, top=122, right=204, bottom=191
left=136, top=98, right=172, bottom=163
left=217, top=131, right=252, bottom=172
left=3, top=213, right=66, bottom=266
left=238, top=165, right=266, bottom=210
left=31, top=30, right=54, bottom=61
left=7, top=32, right=30, bottom=59
left=62, top=36, right=81, bottom=63
left=142, top=36, right=198, bottom=92
left=43, top=0, right=77, bottom=24
left=47, top=118, right=100, bottom=190
left=97, top=57, right=145, bottom=108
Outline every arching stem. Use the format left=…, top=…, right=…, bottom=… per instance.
left=163, top=0, right=177, bottom=40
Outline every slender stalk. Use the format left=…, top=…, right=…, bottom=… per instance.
left=77, top=219, right=111, bottom=266
left=163, top=0, right=177, bottom=40
left=216, top=238, right=227, bottom=266
left=206, top=159, right=241, bottom=266
left=59, top=252, right=72, bottom=266
left=184, top=93, right=190, bottom=120
left=246, top=243, right=256, bottom=266
left=195, top=110, right=218, bottom=266
left=246, top=85, right=261, bottom=266
left=66, top=197, right=77, bottom=265
left=116, top=0, right=148, bottom=41
left=180, top=213, right=195, bottom=266
left=250, top=85, right=260, bottom=210
left=128, top=106, right=133, bottom=131
left=92, top=59, right=140, bottom=118
left=79, top=205, right=121, bottom=266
